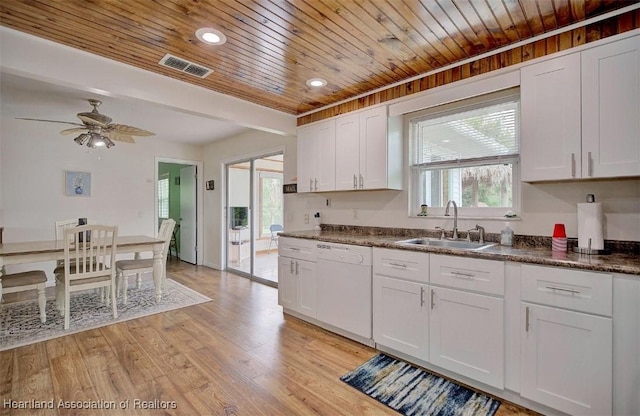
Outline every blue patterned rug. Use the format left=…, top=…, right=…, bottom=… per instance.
left=341, top=353, right=501, bottom=416
left=1, top=278, right=211, bottom=351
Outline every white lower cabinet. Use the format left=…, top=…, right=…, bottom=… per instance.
left=373, top=275, right=429, bottom=361
left=520, top=303, right=612, bottom=415
left=520, top=264, right=613, bottom=415
left=429, top=254, right=505, bottom=389
left=277, top=238, right=317, bottom=318
left=373, top=248, right=429, bottom=360
left=429, top=286, right=504, bottom=389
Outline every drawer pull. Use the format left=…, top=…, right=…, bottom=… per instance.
left=525, top=306, right=530, bottom=332
left=388, top=262, right=408, bottom=268
left=450, top=270, right=475, bottom=279
left=546, top=285, right=580, bottom=294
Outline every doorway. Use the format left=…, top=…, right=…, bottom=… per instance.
left=156, top=158, right=203, bottom=265
left=226, top=152, right=283, bottom=286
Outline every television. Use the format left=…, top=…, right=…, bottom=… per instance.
left=230, top=206, right=248, bottom=229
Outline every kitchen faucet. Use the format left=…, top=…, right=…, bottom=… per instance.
left=444, top=200, right=459, bottom=239
left=467, top=224, right=485, bottom=244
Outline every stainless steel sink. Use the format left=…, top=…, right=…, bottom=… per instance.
left=396, top=237, right=496, bottom=251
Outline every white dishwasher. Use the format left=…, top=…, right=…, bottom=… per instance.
left=316, top=242, right=372, bottom=339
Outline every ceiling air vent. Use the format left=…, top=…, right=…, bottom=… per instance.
left=158, top=54, right=213, bottom=78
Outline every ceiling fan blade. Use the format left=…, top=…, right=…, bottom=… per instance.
left=16, top=118, right=85, bottom=127
left=107, top=124, right=155, bottom=137
left=59, top=127, right=89, bottom=135
left=103, top=131, right=136, bottom=143
left=77, top=114, right=110, bottom=127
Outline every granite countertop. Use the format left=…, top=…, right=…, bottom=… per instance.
left=279, top=228, right=640, bottom=276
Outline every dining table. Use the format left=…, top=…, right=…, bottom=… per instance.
left=0, top=235, right=166, bottom=302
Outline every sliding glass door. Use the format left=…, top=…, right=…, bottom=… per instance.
left=226, top=153, right=283, bottom=286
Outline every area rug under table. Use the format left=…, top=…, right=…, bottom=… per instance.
left=341, top=353, right=501, bottom=416
left=0, top=278, right=211, bottom=351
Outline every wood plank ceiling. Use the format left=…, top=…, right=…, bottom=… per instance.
left=1, top=1, right=638, bottom=116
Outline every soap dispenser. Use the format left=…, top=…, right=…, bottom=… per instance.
left=500, top=222, right=514, bottom=246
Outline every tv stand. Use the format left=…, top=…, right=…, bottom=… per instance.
left=229, top=228, right=250, bottom=263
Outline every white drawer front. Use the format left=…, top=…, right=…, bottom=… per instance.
left=373, top=248, right=429, bottom=284
left=521, top=264, right=612, bottom=316
left=278, top=237, right=317, bottom=262
left=430, top=254, right=504, bottom=296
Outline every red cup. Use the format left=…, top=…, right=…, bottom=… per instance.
left=553, top=223, right=566, bottom=238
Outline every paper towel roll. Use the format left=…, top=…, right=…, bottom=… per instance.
left=577, top=202, right=604, bottom=249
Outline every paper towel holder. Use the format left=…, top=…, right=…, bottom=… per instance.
left=573, top=238, right=611, bottom=255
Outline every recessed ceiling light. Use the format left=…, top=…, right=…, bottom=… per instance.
left=195, top=27, right=227, bottom=45
left=306, top=78, right=327, bottom=88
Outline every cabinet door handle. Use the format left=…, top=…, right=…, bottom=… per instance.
left=314, top=178, right=318, bottom=191
left=430, top=289, right=435, bottom=310
left=353, top=174, right=357, bottom=189
left=359, top=174, right=363, bottom=189
left=571, top=153, right=576, bottom=177
left=388, top=262, right=407, bottom=268
left=546, top=285, right=580, bottom=294
left=295, top=261, right=299, bottom=275
left=587, top=151, right=593, bottom=177
left=309, top=178, right=313, bottom=192
left=420, top=286, right=425, bottom=307
left=450, top=270, right=475, bottom=279
left=525, top=306, right=530, bottom=332
left=290, top=260, right=294, bottom=274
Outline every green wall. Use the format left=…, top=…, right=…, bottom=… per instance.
left=159, top=162, right=186, bottom=257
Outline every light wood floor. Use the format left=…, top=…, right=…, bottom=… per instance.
left=1, top=261, right=539, bottom=415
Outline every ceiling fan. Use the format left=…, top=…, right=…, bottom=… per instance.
left=17, top=99, right=155, bottom=148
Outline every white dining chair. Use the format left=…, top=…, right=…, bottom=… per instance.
left=1, top=270, right=48, bottom=323
left=55, top=224, right=118, bottom=330
left=53, top=218, right=93, bottom=270
left=116, top=218, right=175, bottom=304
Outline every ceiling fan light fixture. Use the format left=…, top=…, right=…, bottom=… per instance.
left=103, top=136, right=115, bottom=148
left=306, top=78, right=327, bottom=88
left=87, top=133, right=106, bottom=148
left=195, top=27, right=227, bottom=45
left=74, top=133, right=91, bottom=146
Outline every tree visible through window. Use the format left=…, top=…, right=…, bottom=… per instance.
left=259, top=174, right=283, bottom=238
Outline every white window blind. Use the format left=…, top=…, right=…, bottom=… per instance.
left=410, top=90, right=520, bottom=168
left=158, top=176, right=169, bottom=219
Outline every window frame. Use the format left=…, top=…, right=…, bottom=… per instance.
left=405, top=88, right=521, bottom=219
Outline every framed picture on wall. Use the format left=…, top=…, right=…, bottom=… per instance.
left=65, top=171, right=91, bottom=197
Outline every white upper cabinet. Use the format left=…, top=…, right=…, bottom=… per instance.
left=335, top=105, right=402, bottom=191
left=296, top=119, right=336, bottom=193
left=521, top=53, right=582, bottom=181
left=521, top=35, right=640, bottom=181
left=335, top=112, right=361, bottom=190
left=582, top=35, right=640, bottom=178
left=299, top=105, right=401, bottom=193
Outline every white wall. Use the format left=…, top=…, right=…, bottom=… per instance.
left=202, top=130, right=295, bottom=269
left=0, top=118, right=203, bottom=280
left=286, top=179, right=640, bottom=241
